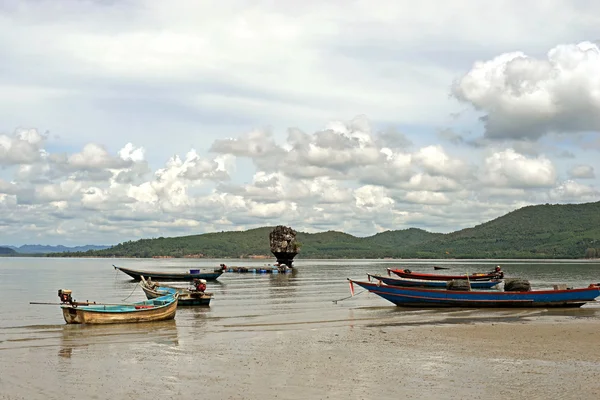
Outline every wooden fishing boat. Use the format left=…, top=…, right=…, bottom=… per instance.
left=58, top=289, right=178, bottom=324
left=113, top=265, right=223, bottom=281
left=140, top=276, right=212, bottom=306
left=348, top=279, right=600, bottom=308
left=367, top=274, right=501, bottom=289
left=221, top=264, right=293, bottom=274
left=388, top=268, right=503, bottom=281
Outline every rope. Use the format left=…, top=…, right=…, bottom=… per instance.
left=332, top=289, right=366, bottom=304
left=121, top=282, right=140, bottom=302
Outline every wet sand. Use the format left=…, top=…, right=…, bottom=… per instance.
left=1, top=317, right=600, bottom=399
left=2, top=258, right=600, bottom=399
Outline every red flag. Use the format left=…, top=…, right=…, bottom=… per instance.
left=349, top=280, right=355, bottom=296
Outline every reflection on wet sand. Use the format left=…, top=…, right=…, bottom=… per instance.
left=58, top=319, right=179, bottom=358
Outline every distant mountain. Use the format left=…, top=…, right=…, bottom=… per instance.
left=44, top=200, right=600, bottom=259
left=0, top=246, right=17, bottom=255
left=4, top=244, right=112, bottom=254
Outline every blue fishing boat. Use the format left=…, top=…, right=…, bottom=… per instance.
left=113, top=265, right=223, bottom=281
left=347, top=279, right=600, bottom=308
left=367, top=274, right=501, bottom=289
left=57, top=289, right=178, bottom=324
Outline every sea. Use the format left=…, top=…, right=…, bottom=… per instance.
left=1, top=258, right=599, bottom=399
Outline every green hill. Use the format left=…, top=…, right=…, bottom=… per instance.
left=52, top=201, right=600, bottom=259
left=405, top=202, right=600, bottom=259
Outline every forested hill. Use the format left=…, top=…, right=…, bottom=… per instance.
left=51, top=201, right=600, bottom=259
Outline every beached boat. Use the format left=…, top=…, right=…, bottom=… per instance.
left=388, top=268, right=503, bottom=282
left=140, top=276, right=212, bottom=306
left=348, top=279, right=600, bottom=308
left=113, top=265, right=223, bottom=281
left=58, top=289, right=178, bottom=324
left=367, top=274, right=501, bottom=289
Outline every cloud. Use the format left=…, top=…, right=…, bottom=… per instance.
left=453, top=42, right=600, bottom=141
left=568, top=164, right=595, bottom=179
left=0, top=128, right=46, bottom=165
left=549, top=180, right=599, bottom=202
left=481, top=149, right=557, bottom=188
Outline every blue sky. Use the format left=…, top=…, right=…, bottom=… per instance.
left=1, top=0, right=599, bottom=246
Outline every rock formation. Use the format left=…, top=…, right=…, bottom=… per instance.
left=269, top=225, right=299, bottom=268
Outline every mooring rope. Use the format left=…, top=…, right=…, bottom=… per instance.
left=121, top=282, right=140, bottom=302
left=332, top=289, right=366, bottom=304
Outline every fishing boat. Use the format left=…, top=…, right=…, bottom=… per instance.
left=219, top=263, right=293, bottom=274
left=347, top=279, right=600, bottom=308
left=388, top=268, right=503, bottom=282
left=367, top=274, right=501, bottom=289
left=113, top=265, right=224, bottom=281
left=57, top=289, right=178, bottom=324
left=140, top=276, right=212, bottom=306
left=433, top=266, right=450, bottom=270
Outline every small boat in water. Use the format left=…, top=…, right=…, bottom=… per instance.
left=113, top=265, right=224, bottom=281
left=140, top=276, right=212, bottom=306
left=367, top=274, right=501, bottom=289
left=348, top=279, right=600, bottom=308
left=57, top=289, right=178, bottom=324
left=219, top=263, right=293, bottom=274
left=388, top=267, right=503, bottom=282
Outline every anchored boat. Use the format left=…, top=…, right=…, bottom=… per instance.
left=348, top=279, right=600, bottom=308
left=388, top=267, right=503, bottom=282
left=140, top=276, right=212, bottom=306
left=57, top=289, right=178, bottom=324
left=367, top=274, right=501, bottom=289
left=113, top=265, right=223, bottom=281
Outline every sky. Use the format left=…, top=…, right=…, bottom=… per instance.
left=1, top=0, right=600, bottom=246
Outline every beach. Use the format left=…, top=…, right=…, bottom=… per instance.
left=1, top=258, right=600, bottom=399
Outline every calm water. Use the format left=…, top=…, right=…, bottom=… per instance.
left=1, top=258, right=599, bottom=399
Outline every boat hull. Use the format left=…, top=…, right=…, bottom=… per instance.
left=114, top=265, right=223, bottom=281
left=60, top=295, right=178, bottom=324
left=350, top=280, right=600, bottom=308
left=368, top=274, right=500, bottom=289
left=389, top=268, right=501, bottom=282
left=140, top=283, right=212, bottom=306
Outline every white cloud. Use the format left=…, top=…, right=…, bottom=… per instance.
left=453, top=42, right=600, bottom=140
left=404, top=191, right=451, bottom=205
left=0, top=128, right=46, bottom=165
left=354, top=185, right=394, bottom=210
left=481, top=149, right=557, bottom=188
left=549, top=180, right=599, bottom=201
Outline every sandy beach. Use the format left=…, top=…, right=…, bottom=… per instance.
left=2, top=259, right=600, bottom=399
left=2, top=317, right=600, bottom=400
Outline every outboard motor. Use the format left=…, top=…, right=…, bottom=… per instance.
left=58, top=289, right=73, bottom=304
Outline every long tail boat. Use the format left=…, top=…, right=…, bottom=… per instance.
left=113, top=265, right=223, bottom=281
left=348, top=279, right=600, bottom=308
left=388, top=268, right=502, bottom=282
left=367, top=274, right=501, bottom=289
left=57, top=289, right=178, bottom=324
left=140, top=276, right=212, bottom=306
